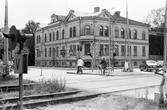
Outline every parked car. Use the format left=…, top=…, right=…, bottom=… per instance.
left=139, top=60, right=158, bottom=72
left=157, top=60, right=163, bottom=67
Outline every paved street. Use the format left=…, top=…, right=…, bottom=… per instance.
left=12, top=66, right=162, bottom=100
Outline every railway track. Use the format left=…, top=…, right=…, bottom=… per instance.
left=0, top=90, right=98, bottom=110
left=0, top=83, right=37, bottom=92
left=0, top=85, right=159, bottom=110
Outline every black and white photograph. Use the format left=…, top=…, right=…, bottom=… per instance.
left=0, top=0, right=167, bottom=109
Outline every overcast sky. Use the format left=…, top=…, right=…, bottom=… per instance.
left=0, top=0, right=165, bottom=29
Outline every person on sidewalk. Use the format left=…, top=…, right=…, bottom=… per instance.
left=76, top=58, right=84, bottom=74
left=100, top=58, right=107, bottom=75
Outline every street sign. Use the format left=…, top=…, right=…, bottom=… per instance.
left=14, top=54, right=23, bottom=73
left=14, top=54, right=28, bottom=74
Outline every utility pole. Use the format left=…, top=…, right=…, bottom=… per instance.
left=3, top=0, right=9, bottom=76
left=126, top=0, right=132, bottom=71
left=123, top=0, right=128, bottom=72
left=159, top=0, right=167, bottom=107
left=40, top=28, right=43, bottom=76
left=108, top=11, right=111, bottom=74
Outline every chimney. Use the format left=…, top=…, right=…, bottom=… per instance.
left=114, top=11, right=121, bottom=16
left=94, top=7, right=100, bottom=12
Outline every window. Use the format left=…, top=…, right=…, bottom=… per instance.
left=134, top=46, right=137, bottom=56
left=133, top=30, right=137, bottom=39
left=142, top=46, right=146, bottom=56
left=104, top=26, right=109, bottom=37
left=37, top=49, right=40, bottom=57
left=49, top=32, right=52, bottom=41
left=85, top=44, right=91, bottom=55
left=99, top=44, right=103, bottom=56
left=121, top=45, right=125, bottom=56
left=36, top=35, right=39, bottom=43
left=39, top=35, right=41, bottom=43
left=121, top=28, right=125, bottom=38
left=104, top=44, right=109, bottom=56
left=53, top=32, right=55, bottom=41
left=127, top=46, right=131, bottom=56
left=56, top=47, right=59, bottom=57
left=134, top=61, right=137, bottom=66
left=73, top=27, right=76, bottom=37
left=128, top=29, right=131, bottom=39
left=70, top=27, right=72, bottom=37
left=69, top=45, right=73, bottom=55
left=62, top=30, right=65, bottom=39
left=115, top=45, right=119, bottom=56
left=142, top=31, right=145, bottom=40
left=45, top=34, right=47, bottom=42
left=45, top=48, right=47, bottom=57
left=56, top=31, right=59, bottom=40
left=73, top=45, right=76, bottom=55
left=49, top=47, right=51, bottom=57
left=84, top=25, right=91, bottom=35
left=115, top=27, right=119, bottom=38
left=99, top=26, right=103, bottom=36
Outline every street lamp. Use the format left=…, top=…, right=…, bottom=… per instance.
left=108, top=8, right=115, bottom=74
left=40, top=28, right=44, bottom=76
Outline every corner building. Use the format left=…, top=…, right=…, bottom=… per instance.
left=35, top=7, right=149, bottom=67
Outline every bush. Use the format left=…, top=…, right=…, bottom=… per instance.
left=34, top=76, right=66, bottom=93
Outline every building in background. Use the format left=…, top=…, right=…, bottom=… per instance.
left=35, top=7, right=149, bottom=67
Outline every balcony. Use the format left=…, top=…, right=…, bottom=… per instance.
left=79, top=35, right=94, bottom=42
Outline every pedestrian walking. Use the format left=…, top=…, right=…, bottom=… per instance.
left=100, top=58, right=107, bottom=75
left=76, top=58, right=84, bottom=74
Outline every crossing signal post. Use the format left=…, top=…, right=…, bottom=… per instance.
left=3, top=25, right=33, bottom=110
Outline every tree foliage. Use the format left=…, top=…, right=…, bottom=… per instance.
left=22, top=20, right=38, bottom=66
left=144, top=7, right=165, bottom=32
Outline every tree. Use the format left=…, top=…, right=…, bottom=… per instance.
left=22, top=20, right=38, bottom=66
left=144, top=7, right=165, bottom=32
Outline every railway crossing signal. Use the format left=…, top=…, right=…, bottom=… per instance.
left=3, top=25, right=33, bottom=110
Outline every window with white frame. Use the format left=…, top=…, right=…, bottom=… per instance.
left=45, top=34, right=47, bottom=42
left=45, top=48, right=47, bottom=57
left=49, top=32, right=52, bottom=41
left=115, top=45, right=119, bottom=56
left=127, top=46, right=131, bottom=56
left=49, top=47, right=52, bottom=57
left=134, top=46, right=137, bottom=56
left=84, top=25, right=91, bottom=35
left=104, top=44, right=109, bottom=56
left=70, top=27, right=72, bottom=37
left=121, top=45, right=125, bottom=56
left=56, top=31, right=59, bottom=40
left=128, top=29, right=131, bottom=39
left=56, top=47, right=59, bottom=57
left=104, top=26, right=109, bottom=37
left=99, top=44, right=103, bottom=56
left=62, top=30, right=65, bottom=39
left=142, top=31, right=146, bottom=40
left=121, top=28, right=125, bottom=38
left=133, top=29, right=137, bottom=39
left=115, top=27, right=119, bottom=38
left=73, top=27, right=76, bottom=37
left=53, top=32, right=55, bottom=41
left=142, top=46, right=146, bottom=56
left=99, top=25, right=103, bottom=36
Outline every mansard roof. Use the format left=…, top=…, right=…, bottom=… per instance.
left=113, top=14, right=149, bottom=27
left=37, top=8, right=150, bottom=31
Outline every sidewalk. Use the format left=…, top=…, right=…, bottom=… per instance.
left=66, top=68, right=154, bottom=76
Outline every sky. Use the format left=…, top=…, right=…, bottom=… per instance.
left=0, top=0, right=166, bottom=29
